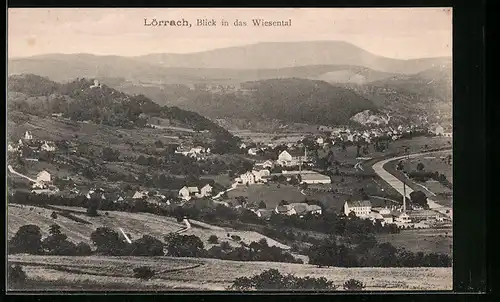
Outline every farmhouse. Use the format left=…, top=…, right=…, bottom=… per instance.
left=247, top=148, right=258, bottom=156
left=239, top=171, right=256, bottom=185
left=344, top=200, right=372, bottom=217
left=289, top=203, right=323, bottom=216
left=132, top=191, right=148, bottom=199
left=36, top=170, right=51, bottom=184
left=8, top=143, right=17, bottom=153
left=179, top=186, right=200, bottom=200
left=275, top=205, right=296, bottom=216
left=200, top=184, right=213, bottom=197
left=429, top=124, right=445, bottom=136
left=300, top=172, right=331, bottom=184
left=41, top=141, right=57, bottom=152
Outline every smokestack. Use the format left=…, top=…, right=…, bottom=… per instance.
left=403, top=180, right=407, bottom=213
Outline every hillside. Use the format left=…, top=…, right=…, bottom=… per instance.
left=7, top=74, right=238, bottom=145
left=8, top=204, right=289, bottom=250
left=133, top=41, right=451, bottom=74
left=155, top=78, right=377, bottom=125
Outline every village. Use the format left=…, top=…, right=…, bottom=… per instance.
left=7, top=118, right=452, bottom=231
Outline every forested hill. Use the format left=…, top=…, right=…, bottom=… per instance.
left=7, top=74, right=239, bottom=147
left=173, top=78, right=378, bottom=125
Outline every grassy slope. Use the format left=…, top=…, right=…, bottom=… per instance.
left=8, top=254, right=452, bottom=291
left=8, top=204, right=290, bottom=250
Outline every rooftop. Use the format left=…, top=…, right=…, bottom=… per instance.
left=346, top=200, right=372, bottom=208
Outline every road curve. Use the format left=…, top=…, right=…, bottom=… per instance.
left=371, top=150, right=452, bottom=217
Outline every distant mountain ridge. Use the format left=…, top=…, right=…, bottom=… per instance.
left=131, top=41, right=451, bottom=74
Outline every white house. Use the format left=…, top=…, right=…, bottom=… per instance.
left=344, top=200, right=372, bottom=217
left=8, top=143, right=16, bottom=153
left=247, top=148, right=258, bottom=156
left=24, top=131, right=33, bottom=140
left=430, top=124, right=445, bottom=136
left=200, top=184, right=213, bottom=197
left=316, top=137, right=324, bottom=145
left=239, top=143, right=247, bottom=149
left=41, top=141, right=56, bottom=152
left=132, top=191, right=148, bottom=199
left=262, top=160, right=274, bottom=169
left=36, top=170, right=51, bottom=184
left=239, top=171, right=256, bottom=185
left=178, top=186, right=191, bottom=199
left=259, top=169, right=271, bottom=177
left=277, top=150, right=306, bottom=166
left=394, top=212, right=411, bottom=223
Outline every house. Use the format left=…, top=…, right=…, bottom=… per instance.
left=90, top=79, right=102, bottom=88
left=239, top=171, right=256, bottom=185
left=259, top=169, right=271, bottom=177
left=316, top=137, right=324, bottom=145
left=344, top=200, right=372, bottom=217
left=394, top=212, right=411, bottom=223
left=24, top=131, right=33, bottom=140
left=189, top=146, right=205, bottom=154
left=277, top=149, right=306, bottom=166
left=247, top=148, right=258, bottom=156
left=41, top=141, right=56, bottom=152
left=251, top=208, right=274, bottom=220
left=36, top=170, right=51, bottom=184
left=132, top=191, right=148, bottom=199
left=239, top=143, right=247, bottom=149
left=262, top=160, right=274, bottom=169
left=306, top=204, right=322, bottom=215
left=200, top=184, right=213, bottom=197
left=429, top=124, right=445, bottom=136
left=290, top=203, right=308, bottom=216
left=7, top=143, right=16, bottom=153
left=178, top=186, right=191, bottom=199
left=300, top=173, right=331, bottom=184
left=275, top=205, right=296, bottom=216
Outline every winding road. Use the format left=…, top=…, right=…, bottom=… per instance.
left=371, top=149, right=452, bottom=218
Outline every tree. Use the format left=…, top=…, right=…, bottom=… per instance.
left=164, top=233, right=206, bottom=258
left=9, top=224, right=43, bottom=255
left=102, top=147, right=120, bottom=162
left=8, top=265, right=27, bottom=288
left=343, top=279, right=365, bottom=291
left=76, top=242, right=92, bottom=256
left=258, top=201, right=267, bottom=209
left=90, top=227, right=126, bottom=256
left=43, top=224, right=78, bottom=255
left=133, top=266, right=155, bottom=280
left=208, top=235, right=219, bottom=244
left=87, top=197, right=99, bottom=217
left=416, top=162, right=425, bottom=171
left=279, top=200, right=289, bottom=206
left=130, top=235, right=165, bottom=256
left=410, top=191, right=428, bottom=209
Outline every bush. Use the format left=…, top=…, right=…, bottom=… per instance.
left=208, top=235, right=219, bottom=244
left=231, top=235, right=242, bottom=242
left=130, top=235, right=165, bottom=256
left=8, top=265, right=27, bottom=288
left=50, top=211, right=58, bottom=219
left=76, top=242, right=93, bottom=256
left=230, top=269, right=336, bottom=290
left=133, top=266, right=155, bottom=280
left=9, top=224, right=43, bottom=255
left=343, top=279, right=365, bottom=291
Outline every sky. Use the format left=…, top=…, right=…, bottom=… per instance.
left=8, top=8, right=452, bottom=59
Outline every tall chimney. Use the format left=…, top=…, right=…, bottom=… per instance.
left=403, top=180, right=407, bottom=213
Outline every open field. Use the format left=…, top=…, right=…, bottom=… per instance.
left=8, top=254, right=452, bottom=291
left=225, top=183, right=307, bottom=208
left=8, top=204, right=290, bottom=250
left=376, top=228, right=453, bottom=256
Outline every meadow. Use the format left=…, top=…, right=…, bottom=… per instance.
left=8, top=254, right=452, bottom=291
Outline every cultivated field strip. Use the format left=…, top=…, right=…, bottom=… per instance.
left=8, top=255, right=452, bottom=291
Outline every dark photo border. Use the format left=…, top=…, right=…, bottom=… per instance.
left=3, top=1, right=489, bottom=300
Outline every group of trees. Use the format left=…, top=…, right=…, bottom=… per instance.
left=230, top=269, right=366, bottom=291
left=308, top=237, right=451, bottom=268
left=8, top=224, right=92, bottom=256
